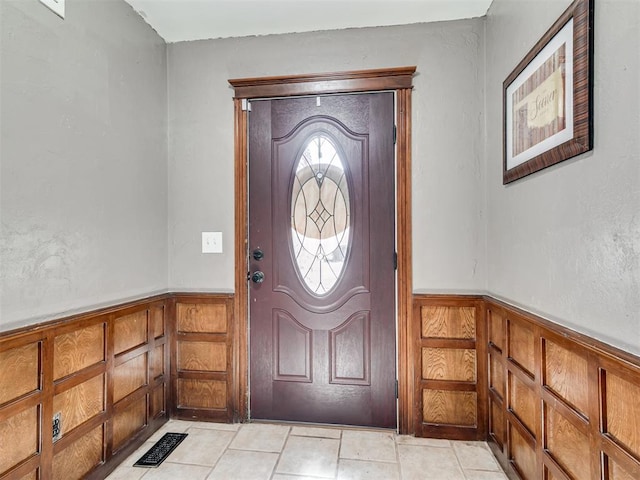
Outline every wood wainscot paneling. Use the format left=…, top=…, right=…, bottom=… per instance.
left=485, top=297, right=640, bottom=480
left=413, top=295, right=487, bottom=440
left=170, top=294, right=235, bottom=422
left=0, top=295, right=170, bottom=480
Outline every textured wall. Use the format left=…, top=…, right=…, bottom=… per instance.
left=167, top=20, right=486, bottom=293
left=0, top=0, right=168, bottom=330
left=485, top=0, right=640, bottom=354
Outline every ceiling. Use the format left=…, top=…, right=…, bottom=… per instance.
left=123, top=0, right=493, bottom=43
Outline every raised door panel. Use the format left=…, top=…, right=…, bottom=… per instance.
left=330, top=312, right=370, bottom=385
left=273, top=310, right=311, bottom=382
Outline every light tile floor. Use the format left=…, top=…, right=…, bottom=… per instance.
left=106, top=420, right=508, bottom=480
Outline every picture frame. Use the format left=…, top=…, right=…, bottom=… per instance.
left=503, top=0, right=593, bottom=184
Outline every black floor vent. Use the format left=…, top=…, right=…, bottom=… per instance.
left=133, top=432, right=188, bottom=468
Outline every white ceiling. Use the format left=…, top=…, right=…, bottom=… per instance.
left=123, top=0, right=493, bottom=43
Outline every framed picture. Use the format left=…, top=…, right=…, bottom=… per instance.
left=503, top=0, right=593, bottom=184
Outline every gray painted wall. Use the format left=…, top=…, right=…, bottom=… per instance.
left=167, top=20, right=487, bottom=294
left=0, top=0, right=168, bottom=331
left=485, top=0, right=640, bottom=354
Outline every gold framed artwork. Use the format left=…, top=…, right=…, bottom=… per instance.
left=503, top=0, right=594, bottom=184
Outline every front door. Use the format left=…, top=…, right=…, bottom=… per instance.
left=248, top=93, right=396, bottom=428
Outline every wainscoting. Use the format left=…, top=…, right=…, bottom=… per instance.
left=412, top=295, right=488, bottom=440
left=169, top=294, right=235, bottom=423
left=1, top=292, right=639, bottom=480
left=483, top=297, right=640, bottom=480
left=0, top=296, right=170, bottom=480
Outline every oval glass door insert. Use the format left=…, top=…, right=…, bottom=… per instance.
left=291, top=134, right=351, bottom=295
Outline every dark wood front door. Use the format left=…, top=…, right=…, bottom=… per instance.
left=248, top=93, right=396, bottom=428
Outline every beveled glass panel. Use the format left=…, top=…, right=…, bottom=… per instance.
left=291, top=134, right=350, bottom=295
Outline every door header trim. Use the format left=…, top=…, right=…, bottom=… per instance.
left=229, top=67, right=416, bottom=99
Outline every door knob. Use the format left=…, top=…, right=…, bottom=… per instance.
left=251, top=271, right=265, bottom=283
left=252, top=249, right=264, bottom=261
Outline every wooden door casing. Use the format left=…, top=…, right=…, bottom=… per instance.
left=229, top=67, right=415, bottom=432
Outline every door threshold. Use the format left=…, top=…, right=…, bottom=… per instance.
left=247, top=418, right=397, bottom=433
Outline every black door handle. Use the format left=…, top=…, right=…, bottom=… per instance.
left=251, top=271, right=265, bottom=283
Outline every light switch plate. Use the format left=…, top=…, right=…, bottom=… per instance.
left=202, top=232, right=223, bottom=253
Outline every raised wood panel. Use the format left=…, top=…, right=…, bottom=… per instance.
left=546, top=405, right=590, bottom=480
left=0, top=342, right=40, bottom=405
left=421, top=306, right=476, bottom=339
left=150, top=384, right=165, bottom=419
left=608, top=457, right=637, bottom=480
left=52, top=374, right=104, bottom=437
left=177, top=378, right=226, bottom=410
left=490, top=398, right=505, bottom=449
left=489, top=351, right=505, bottom=399
left=604, top=371, right=640, bottom=458
left=151, top=306, right=165, bottom=339
left=510, top=422, right=537, bottom=480
left=113, top=310, right=148, bottom=355
left=151, top=344, right=165, bottom=380
left=509, top=372, right=537, bottom=436
left=422, top=348, right=476, bottom=382
left=545, top=468, right=560, bottom=480
left=0, top=406, right=39, bottom=474
left=488, top=309, right=505, bottom=351
left=544, top=338, right=589, bottom=417
left=0, top=295, right=170, bottom=480
left=113, top=353, right=147, bottom=402
left=112, top=397, right=146, bottom=450
left=18, top=470, right=38, bottom=480
left=177, top=303, right=227, bottom=333
left=178, top=341, right=226, bottom=372
left=508, top=319, right=535, bottom=376
left=422, top=389, right=477, bottom=426
left=54, top=323, right=104, bottom=380
left=52, top=425, right=103, bottom=480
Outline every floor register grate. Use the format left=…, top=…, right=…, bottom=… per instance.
left=133, top=432, right=188, bottom=468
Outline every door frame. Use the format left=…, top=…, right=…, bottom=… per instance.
left=229, top=67, right=416, bottom=433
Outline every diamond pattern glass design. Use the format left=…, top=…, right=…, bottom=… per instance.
left=291, top=135, right=350, bottom=295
